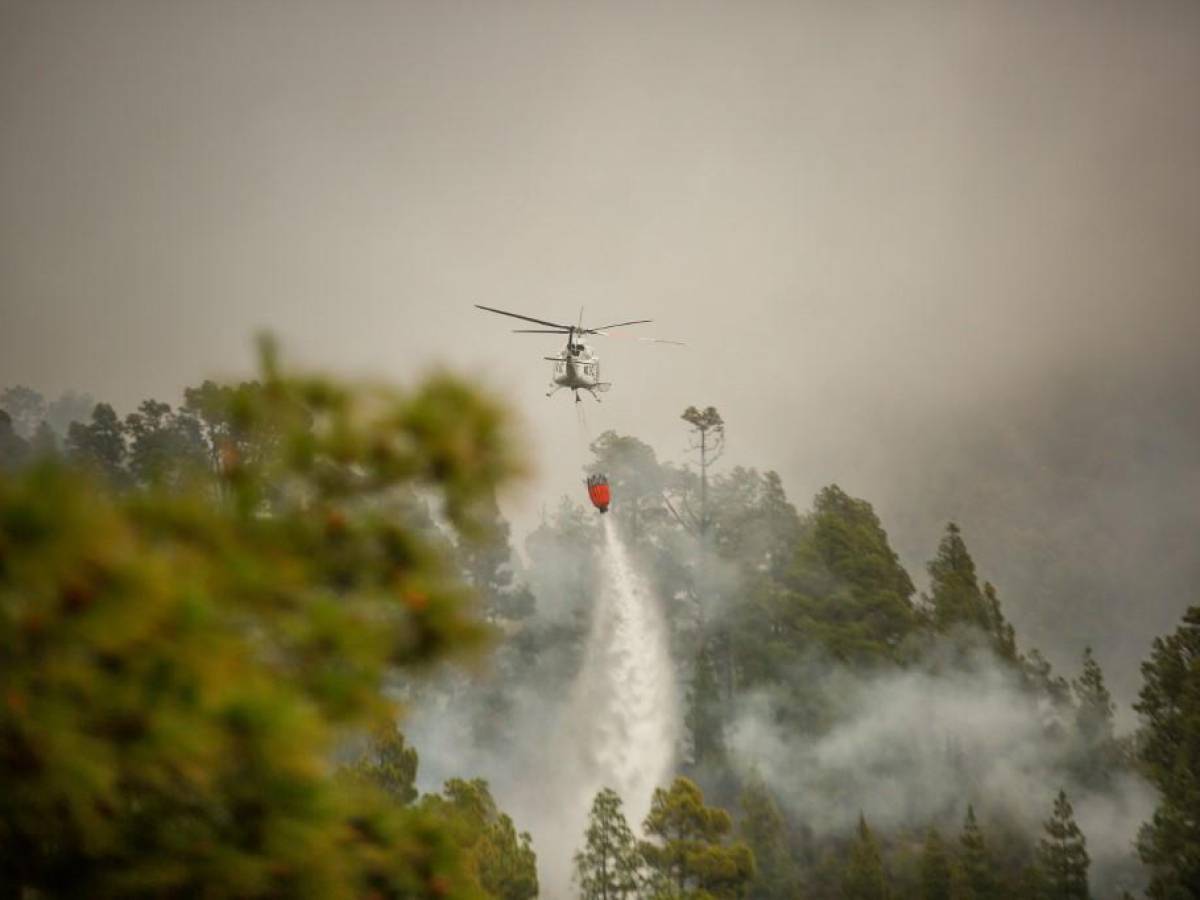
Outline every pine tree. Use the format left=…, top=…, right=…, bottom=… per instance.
left=641, top=776, right=755, bottom=899
left=1073, top=648, right=1115, bottom=746
left=1134, top=606, right=1200, bottom=898
left=919, top=828, right=951, bottom=900
left=123, top=398, right=208, bottom=488
left=1019, top=864, right=1050, bottom=898
left=680, top=405, right=725, bottom=538
left=1071, top=646, right=1119, bottom=787
left=928, top=524, right=1016, bottom=659
left=982, top=582, right=1017, bottom=661
left=574, top=788, right=643, bottom=900
left=738, top=773, right=799, bottom=899
left=806, top=484, right=917, bottom=657
left=65, top=402, right=128, bottom=485
left=685, top=640, right=727, bottom=769
left=842, top=814, right=888, bottom=900
left=957, top=805, right=995, bottom=900
left=1035, top=790, right=1090, bottom=900
left=478, top=814, right=539, bottom=900
left=928, top=523, right=990, bottom=634
left=1022, top=647, right=1074, bottom=709
left=426, top=779, right=539, bottom=900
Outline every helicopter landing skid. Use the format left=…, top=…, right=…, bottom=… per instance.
left=547, top=385, right=603, bottom=403
left=545, top=387, right=603, bottom=403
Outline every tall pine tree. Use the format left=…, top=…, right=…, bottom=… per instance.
left=65, top=402, right=128, bottom=485
left=813, top=486, right=916, bottom=633
left=685, top=640, right=727, bottom=770
left=842, top=814, right=888, bottom=900
left=1134, top=606, right=1200, bottom=898
left=927, top=524, right=1015, bottom=659
left=919, top=827, right=951, bottom=900
left=928, top=523, right=990, bottom=633
left=738, top=773, right=799, bottom=899
left=957, top=805, right=995, bottom=900
left=1074, top=647, right=1115, bottom=746
left=1071, top=646, right=1119, bottom=787
left=1035, top=789, right=1090, bottom=900
left=574, top=788, right=643, bottom=900
left=641, top=777, right=755, bottom=899
left=424, top=778, right=538, bottom=900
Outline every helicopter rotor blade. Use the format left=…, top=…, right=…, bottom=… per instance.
left=592, top=331, right=686, bottom=346
left=475, top=304, right=573, bottom=330
left=512, top=328, right=571, bottom=334
left=583, top=319, right=653, bottom=332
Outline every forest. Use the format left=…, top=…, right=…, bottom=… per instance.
left=2, top=351, right=1198, bottom=900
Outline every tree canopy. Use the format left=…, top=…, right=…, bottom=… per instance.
left=640, top=776, right=755, bottom=899
left=574, top=787, right=644, bottom=900
left=1134, top=606, right=1200, bottom=899
left=0, top=343, right=522, bottom=897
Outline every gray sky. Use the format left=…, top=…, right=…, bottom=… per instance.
left=2, top=0, right=1198, bottom=701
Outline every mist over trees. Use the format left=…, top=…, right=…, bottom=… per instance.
left=3, top=363, right=1199, bottom=899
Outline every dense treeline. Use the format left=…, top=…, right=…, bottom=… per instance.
left=3, top=373, right=1199, bottom=899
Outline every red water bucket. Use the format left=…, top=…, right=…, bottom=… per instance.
left=587, top=475, right=611, bottom=513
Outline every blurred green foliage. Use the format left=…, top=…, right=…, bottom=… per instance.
left=0, top=340, right=523, bottom=897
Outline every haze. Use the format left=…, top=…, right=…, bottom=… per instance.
left=2, top=0, right=1198, bottom=704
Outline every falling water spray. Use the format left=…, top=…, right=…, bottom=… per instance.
left=572, top=516, right=678, bottom=818
left=532, top=515, right=678, bottom=893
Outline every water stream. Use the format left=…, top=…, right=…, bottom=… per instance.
left=567, top=515, right=678, bottom=831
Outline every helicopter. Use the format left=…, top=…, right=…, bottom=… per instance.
left=475, top=304, right=682, bottom=402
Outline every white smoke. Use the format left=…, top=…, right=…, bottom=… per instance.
left=728, top=658, right=1153, bottom=896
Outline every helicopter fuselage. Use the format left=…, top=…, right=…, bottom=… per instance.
left=544, top=340, right=610, bottom=402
